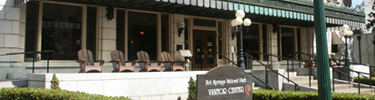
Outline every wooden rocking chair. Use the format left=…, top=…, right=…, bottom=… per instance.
left=110, top=50, right=136, bottom=72
left=301, top=54, right=316, bottom=68
left=136, top=51, right=162, bottom=72
left=77, top=49, right=104, bottom=73
left=161, top=52, right=186, bottom=71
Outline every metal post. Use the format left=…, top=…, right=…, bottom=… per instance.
left=345, top=36, right=351, bottom=84
left=286, top=59, right=290, bottom=82
left=309, top=61, right=312, bottom=87
left=358, top=72, right=361, bottom=94
left=357, top=36, right=362, bottom=64
left=332, top=67, right=335, bottom=92
left=32, top=53, right=35, bottom=73
left=345, top=36, right=349, bottom=67
left=237, top=26, right=246, bottom=69
left=314, top=0, right=332, bottom=99
left=47, top=51, right=50, bottom=73
left=292, top=60, right=294, bottom=72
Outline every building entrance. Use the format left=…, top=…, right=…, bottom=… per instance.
left=192, top=30, right=217, bottom=70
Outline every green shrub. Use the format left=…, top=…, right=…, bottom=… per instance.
left=187, top=77, right=196, bottom=100
left=0, top=87, right=131, bottom=100
left=253, top=89, right=375, bottom=100
left=354, top=76, right=375, bottom=86
left=51, top=73, right=60, bottom=90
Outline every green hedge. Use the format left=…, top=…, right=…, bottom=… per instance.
left=0, top=87, right=131, bottom=100
left=253, top=89, right=375, bottom=100
left=354, top=76, right=375, bottom=86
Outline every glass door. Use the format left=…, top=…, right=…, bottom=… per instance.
left=193, top=30, right=217, bottom=70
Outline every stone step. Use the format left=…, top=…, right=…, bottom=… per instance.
left=334, top=88, right=375, bottom=94
left=288, top=76, right=351, bottom=88
left=0, top=79, right=27, bottom=88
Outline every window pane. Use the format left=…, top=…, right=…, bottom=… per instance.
left=281, top=27, right=295, bottom=59
left=243, top=24, right=260, bottom=59
left=86, top=6, right=97, bottom=59
left=184, top=18, right=188, bottom=49
left=262, top=24, right=268, bottom=61
left=128, top=11, right=157, bottom=60
left=25, top=1, right=39, bottom=61
left=218, top=22, right=223, bottom=59
left=42, top=3, right=82, bottom=60
left=116, top=9, right=125, bottom=52
left=193, top=19, right=215, bottom=27
left=162, top=14, right=169, bottom=52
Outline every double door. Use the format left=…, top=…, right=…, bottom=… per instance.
left=193, top=30, right=217, bottom=70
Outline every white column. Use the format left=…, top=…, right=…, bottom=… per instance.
left=170, top=14, right=185, bottom=61
left=98, top=7, right=116, bottom=61
left=226, top=19, right=237, bottom=63
left=268, top=24, right=278, bottom=61
left=0, top=0, right=26, bottom=80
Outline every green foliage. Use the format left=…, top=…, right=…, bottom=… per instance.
left=0, top=87, right=131, bottom=100
left=253, top=89, right=375, bottom=100
left=50, top=74, right=61, bottom=90
left=187, top=77, right=196, bottom=100
left=354, top=76, right=375, bottom=86
left=353, top=29, right=363, bottom=34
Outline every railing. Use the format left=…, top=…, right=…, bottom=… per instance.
left=334, top=65, right=375, bottom=94
left=216, top=52, right=275, bottom=90
left=245, top=52, right=300, bottom=91
left=14, top=0, right=30, bottom=6
left=295, top=52, right=375, bottom=94
left=331, top=67, right=354, bottom=92
left=0, top=50, right=55, bottom=73
left=294, top=52, right=316, bottom=87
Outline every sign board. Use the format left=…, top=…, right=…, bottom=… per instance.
left=197, top=66, right=252, bottom=100
left=180, top=50, right=192, bottom=57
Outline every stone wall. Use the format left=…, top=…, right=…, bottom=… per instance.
left=28, top=71, right=207, bottom=100
left=0, top=0, right=26, bottom=80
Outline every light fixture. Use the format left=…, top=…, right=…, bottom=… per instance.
left=178, top=22, right=185, bottom=37
left=339, top=24, right=353, bottom=68
left=231, top=10, right=251, bottom=69
left=140, top=31, right=145, bottom=35
left=232, top=26, right=238, bottom=40
left=106, top=6, right=114, bottom=20
left=273, top=24, right=278, bottom=33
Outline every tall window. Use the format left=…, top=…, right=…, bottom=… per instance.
left=161, top=14, right=169, bottom=52
left=41, top=3, right=82, bottom=60
left=127, top=11, right=157, bottom=60
left=243, top=24, right=260, bottom=59
left=25, top=1, right=39, bottom=61
left=116, top=9, right=125, bottom=52
left=279, top=27, right=295, bottom=59
left=86, top=6, right=97, bottom=59
left=28, top=3, right=98, bottom=60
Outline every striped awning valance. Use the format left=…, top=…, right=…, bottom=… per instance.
left=156, top=0, right=365, bottom=29
left=15, top=0, right=30, bottom=7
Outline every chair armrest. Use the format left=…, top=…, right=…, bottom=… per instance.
left=172, top=61, right=188, bottom=64
left=136, top=60, right=148, bottom=64
left=158, top=61, right=172, bottom=63
left=77, top=59, right=86, bottom=64
left=110, top=59, right=120, bottom=63
left=77, top=59, right=85, bottom=62
left=129, top=60, right=137, bottom=66
left=96, top=60, right=105, bottom=66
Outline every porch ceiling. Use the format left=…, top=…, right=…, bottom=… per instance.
left=46, top=0, right=340, bottom=27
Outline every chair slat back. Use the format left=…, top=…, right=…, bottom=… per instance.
left=161, top=52, right=173, bottom=61
left=111, top=50, right=126, bottom=65
left=137, top=51, right=150, bottom=69
left=301, top=54, right=311, bottom=61
left=78, top=49, right=94, bottom=66
left=161, top=52, right=172, bottom=70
